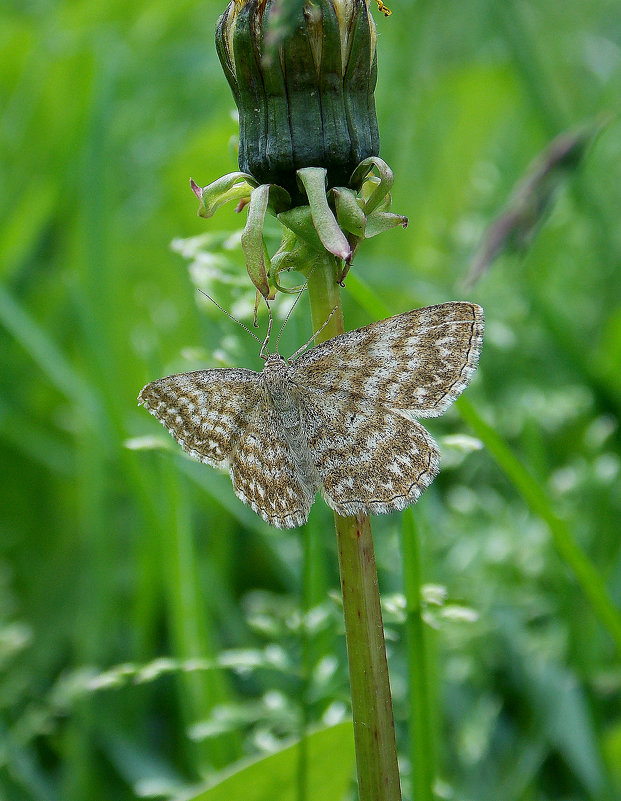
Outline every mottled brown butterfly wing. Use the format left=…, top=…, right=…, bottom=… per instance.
left=288, top=303, right=483, bottom=516
left=138, top=302, right=484, bottom=528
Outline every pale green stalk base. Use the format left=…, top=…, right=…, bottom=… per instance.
left=304, top=256, right=402, bottom=801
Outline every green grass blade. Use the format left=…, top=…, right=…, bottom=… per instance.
left=401, top=510, right=435, bottom=801
left=160, top=459, right=240, bottom=770
left=457, top=396, right=621, bottom=655
left=0, top=286, right=102, bottom=423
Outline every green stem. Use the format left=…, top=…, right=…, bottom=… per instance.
left=335, top=512, right=402, bottom=801
left=305, top=255, right=402, bottom=801
left=297, top=521, right=315, bottom=801
left=305, top=254, right=345, bottom=342
left=401, top=509, right=434, bottom=801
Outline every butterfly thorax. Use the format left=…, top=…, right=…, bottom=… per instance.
left=261, top=354, right=298, bottom=421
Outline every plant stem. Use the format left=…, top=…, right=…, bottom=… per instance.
left=335, top=512, right=402, bottom=801
left=305, top=255, right=345, bottom=343
left=305, top=255, right=402, bottom=801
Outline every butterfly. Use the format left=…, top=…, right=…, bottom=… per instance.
left=138, top=302, right=484, bottom=528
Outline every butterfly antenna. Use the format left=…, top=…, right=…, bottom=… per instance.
left=274, top=265, right=317, bottom=355
left=289, top=305, right=339, bottom=362
left=196, top=288, right=263, bottom=345
left=259, top=300, right=273, bottom=360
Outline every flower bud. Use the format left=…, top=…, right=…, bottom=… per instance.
left=216, top=0, right=380, bottom=200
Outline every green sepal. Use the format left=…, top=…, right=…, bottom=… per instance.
left=364, top=211, right=408, bottom=238
left=282, top=25, right=325, bottom=170
left=342, top=0, right=379, bottom=169
left=317, top=0, right=352, bottom=180
left=277, top=205, right=326, bottom=253
left=264, top=0, right=306, bottom=53
left=271, top=237, right=318, bottom=294
left=331, top=187, right=367, bottom=237
left=350, top=156, right=394, bottom=215
left=297, top=167, right=351, bottom=261
left=232, top=1, right=267, bottom=180
left=374, top=190, right=393, bottom=213
left=215, top=4, right=240, bottom=106
left=264, top=184, right=292, bottom=216
left=192, top=172, right=257, bottom=219
left=241, top=183, right=271, bottom=298
left=359, top=181, right=393, bottom=214
left=259, top=2, right=296, bottom=193
left=270, top=226, right=298, bottom=282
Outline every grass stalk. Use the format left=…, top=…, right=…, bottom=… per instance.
left=401, top=509, right=435, bottom=801
left=305, top=257, right=402, bottom=801
left=297, top=522, right=314, bottom=801
left=160, top=460, right=239, bottom=770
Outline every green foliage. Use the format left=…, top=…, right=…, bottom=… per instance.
left=1, top=1, right=621, bottom=800
left=187, top=721, right=355, bottom=801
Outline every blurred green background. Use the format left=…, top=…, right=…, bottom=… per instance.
left=2, top=1, right=621, bottom=799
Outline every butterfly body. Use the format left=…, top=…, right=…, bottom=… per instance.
left=262, top=354, right=302, bottom=421
left=138, top=302, right=484, bottom=528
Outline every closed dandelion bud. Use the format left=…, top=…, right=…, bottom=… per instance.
left=216, top=0, right=380, bottom=200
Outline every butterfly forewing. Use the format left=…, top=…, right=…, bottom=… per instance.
left=137, top=368, right=261, bottom=467
left=290, top=303, right=484, bottom=419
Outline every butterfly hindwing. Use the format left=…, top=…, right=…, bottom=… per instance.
left=228, top=397, right=318, bottom=529
left=298, top=387, right=440, bottom=517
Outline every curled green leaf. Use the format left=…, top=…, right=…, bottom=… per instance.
left=277, top=205, right=326, bottom=252
left=297, top=167, right=352, bottom=261
left=350, top=156, right=394, bottom=216
left=192, top=172, right=257, bottom=219
left=331, top=187, right=367, bottom=237
left=364, top=211, right=408, bottom=238
left=271, top=224, right=319, bottom=293
left=241, top=183, right=271, bottom=298
left=265, top=184, right=292, bottom=216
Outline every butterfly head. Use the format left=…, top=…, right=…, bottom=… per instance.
left=263, top=353, right=288, bottom=371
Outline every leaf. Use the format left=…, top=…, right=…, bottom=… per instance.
left=180, top=721, right=355, bottom=801
left=192, top=173, right=257, bottom=219
left=331, top=187, right=367, bottom=237
left=241, top=184, right=271, bottom=298
left=364, top=211, right=408, bottom=238
left=349, top=156, right=394, bottom=216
